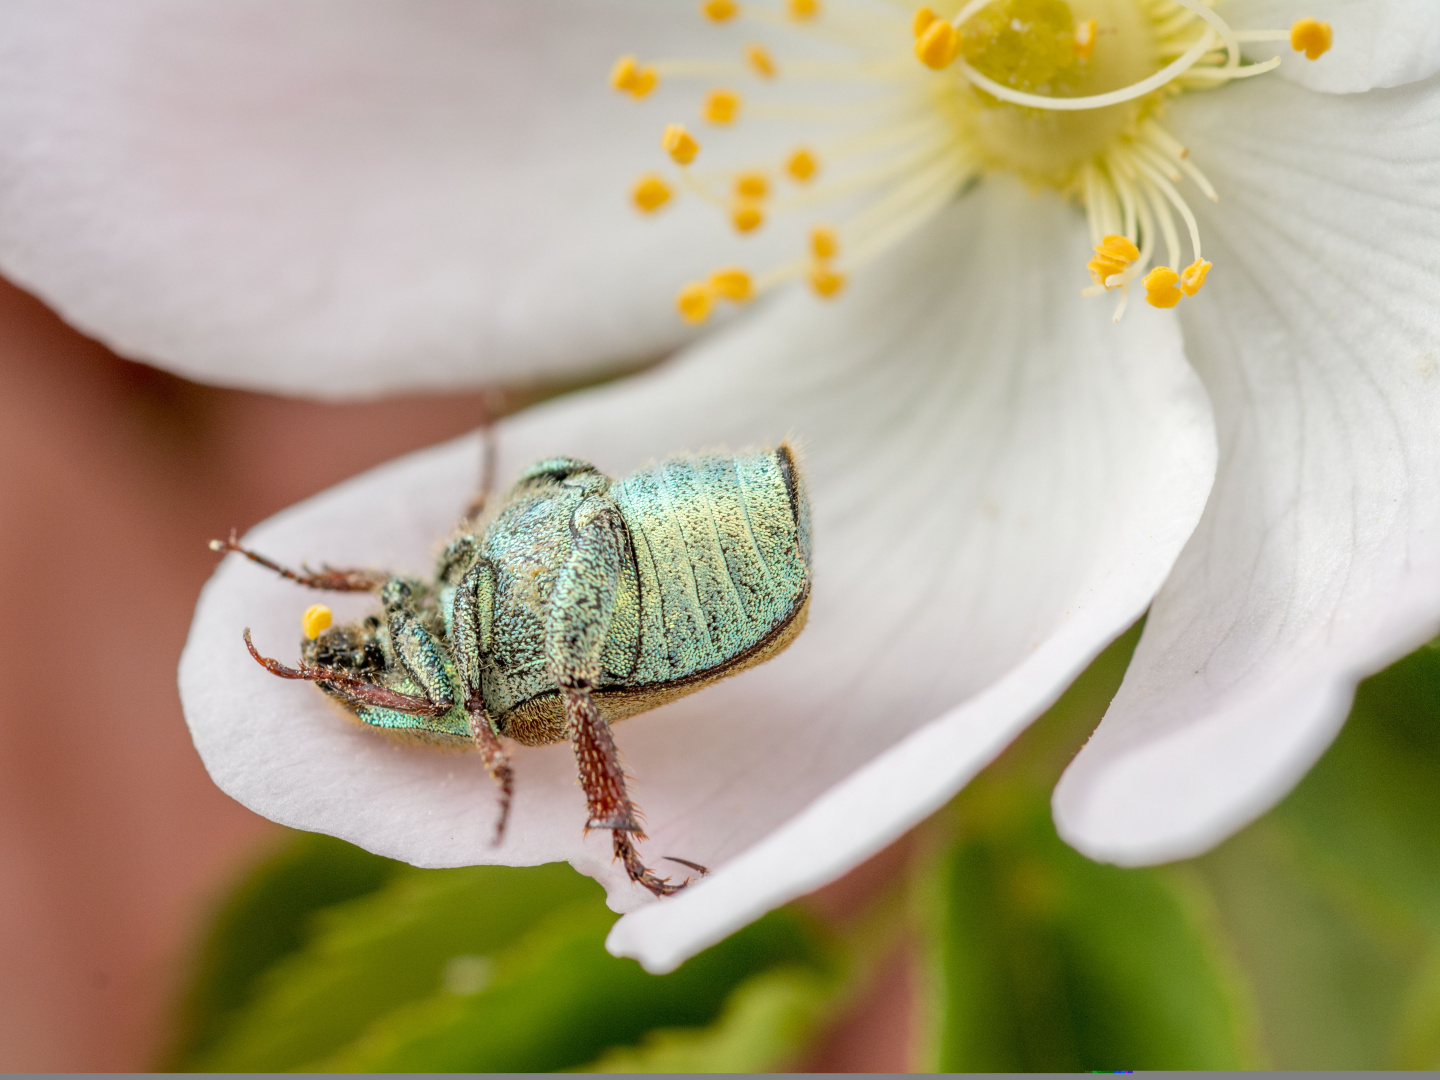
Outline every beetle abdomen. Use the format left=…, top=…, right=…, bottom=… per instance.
left=610, top=446, right=811, bottom=686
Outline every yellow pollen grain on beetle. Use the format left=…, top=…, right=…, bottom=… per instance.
left=703, top=0, right=739, bottom=22
left=1142, top=266, right=1182, bottom=308
left=710, top=267, right=754, bottom=301
left=914, top=18, right=961, bottom=70
left=662, top=123, right=699, bottom=165
left=1290, top=18, right=1333, bottom=60
left=789, top=0, right=820, bottom=21
left=735, top=171, right=769, bottom=200
left=810, top=225, right=838, bottom=260
left=302, top=604, right=333, bottom=641
left=703, top=89, right=742, bottom=125
left=786, top=148, right=818, bottom=182
left=632, top=174, right=673, bottom=213
left=1181, top=259, right=1212, bottom=297
left=746, top=43, right=777, bottom=78
left=677, top=281, right=713, bottom=323
left=732, top=203, right=765, bottom=232
left=1074, top=18, right=1097, bottom=61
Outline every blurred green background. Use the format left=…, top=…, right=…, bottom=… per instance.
left=162, top=623, right=1440, bottom=1071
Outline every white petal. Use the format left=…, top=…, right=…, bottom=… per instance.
left=0, top=0, right=794, bottom=396
left=1054, top=74, right=1440, bottom=865
left=180, top=179, right=1215, bottom=971
left=1233, top=0, right=1440, bottom=94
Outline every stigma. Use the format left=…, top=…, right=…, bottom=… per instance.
left=615, top=1, right=1332, bottom=323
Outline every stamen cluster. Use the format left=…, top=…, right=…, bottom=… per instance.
left=613, top=0, right=1332, bottom=324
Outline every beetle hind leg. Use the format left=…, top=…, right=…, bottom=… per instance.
left=564, top=686, right=699, bottom=898
left=468, top=705, right=514, bottom=846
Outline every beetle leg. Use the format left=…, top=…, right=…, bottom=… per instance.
left=548, top=500, right=696, bottom=897
left=211, top=531, right=387, bottom=591
left=242, top=629, right=448, bottom=716
left=468, top=704, right=514, bottom=846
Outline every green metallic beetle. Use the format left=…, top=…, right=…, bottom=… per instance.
left=222, top=444, right=812, bottom=896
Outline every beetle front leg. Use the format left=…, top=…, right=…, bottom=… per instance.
left=548, top=500, right=694, bottom=897
left=210, top=531, right=388, bottom=591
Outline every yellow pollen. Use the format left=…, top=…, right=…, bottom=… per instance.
left=1142, top=267, right=1182, bottom=309
left=735, top=172, right=769, bottom=200
left=912, top=6, right=938, bottom=37
left=677, top=282, right=713, bottom=323
left=1290, top=18, right=1333, bottom=61
left=663, top=123, right=699, bottom=165
left=301, top=604, right=332, bottom=641
left=810, top=265, right=846, bottom=298
left=630, top=66, right=658, bottom=98
left=1074, top=18, right=1097, bottom=61
left=710, top=267, right=754, bottom=301
left=1181, top=259, right=1212, bottom=297
left=703, top=89, right=742, bottom=125
left=810, top=225, right=838, bottom=260
left=703, top=0, right=739, bottom=22
left=786, top=148, right=818, bottom=182
left=732, top=202, right=765, bottom=232
left=611, top=55, right=639, bottom=93
left=1087, top=234, right=1140, bottom=289
left=632, top=174, right=672, bottom=213
left=788, top=0, right=820, bottom=21
left=746, top=44, right=777, bottom=78
left=915, top=19, right=961, bottom=70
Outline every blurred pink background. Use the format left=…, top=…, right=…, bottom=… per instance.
left=0, top=278, right=911, bottom=1070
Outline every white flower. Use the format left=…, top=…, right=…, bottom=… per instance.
left=2, top=0, right=1437, bottom=973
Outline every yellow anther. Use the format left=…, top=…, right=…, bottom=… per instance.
left=663, top=123, right=700, bottom=165
left=677, top=282, right=713, bottom=323
left=810, top=265, right=846, bottom=297
left=915, top=19, right=961, bottom=70
left=912, top=7, right=938, bottom=37
left=1074, top=18, right=1097, bottom=61
left=610, top=55, right=640, bottom=93
left=788, top=0, right=820, bottom=20
left=1143, top=267, right=1182, bottom=309
left=732, top=202, right=765, bottom=232
left=632, top=174, right=673, bottom=213
left=1180, top=258, right=1212, bottom=297
left=630, top=65, right=658, bottom=98
left=1290, top=18, right=1332, bottom=60
left=703, top=0, right=739, bottom=21
left=786, top=147, right=818, bottom=182
left=709, top=267, right=754, bottom=302
left=810, top=225, right=838, bottom=260
left=734, top=171, right=769, bottom=200
left=302, top=604, right=333, bottom=641
left=703, top=89, right=742, bottom=125
left=1087, top=234, right=1140, bottom=288
left=746, top=43, right=777, bottom=78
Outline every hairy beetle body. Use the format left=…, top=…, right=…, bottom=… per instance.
left=229, top=443, right=811, bottom=896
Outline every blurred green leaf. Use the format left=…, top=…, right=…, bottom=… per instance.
left=163, top=832, right=399, bottom=1068
left=925, top=806, right=1256, bottom=1070
left=313, top=904, right=832, bottom=1071
left=578, top=966, right=835, bottom=1072
left=192, top=861, right=597, bottom=1070
left=1191, top=643, right=1440, bottom=1068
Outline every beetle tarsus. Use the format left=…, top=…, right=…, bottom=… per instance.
left=662, top=855, right=710, bottom=875
left=469, top=706, right=514, bottom=846
left=614, top=832, right=694, bottom=897
left=212, top=530, right=387, bottom=592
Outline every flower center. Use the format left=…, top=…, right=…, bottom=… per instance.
left=615, top=0, right=1332, bottom=322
